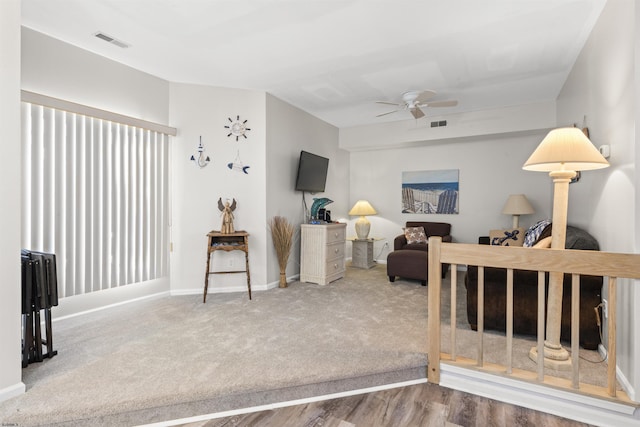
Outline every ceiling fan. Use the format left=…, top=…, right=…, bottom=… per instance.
left=376, top=90, right=458, bottom=119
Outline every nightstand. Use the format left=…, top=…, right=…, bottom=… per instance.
left=350, top=238, right=376, bottom=269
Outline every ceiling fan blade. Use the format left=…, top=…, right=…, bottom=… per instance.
left=424, top=100, right=458, bottom=108
left=410, top=107, right=425, bottom=119
left=415, top=90, right=437, bottom=103
left=375, top=101, right=400, bottom=106
left=376, top=110, right=399, bottom=117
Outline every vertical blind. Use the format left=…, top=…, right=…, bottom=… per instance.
left=22, top=102, right=171, bottom=298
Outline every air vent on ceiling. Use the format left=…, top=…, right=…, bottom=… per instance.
left=430, top=120, right=447, bottom=128
left=94, top=32, right=130, bottom=49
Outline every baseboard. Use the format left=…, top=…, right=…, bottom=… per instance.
left=0, top=382, right=25, bottom=404
left=440, top=364, right=639, bottom=427
left=597, top=343, right=636, bottom=401
left=171, top=275, right=300, bottom=296
left=53, top=278, right=170, bottom=321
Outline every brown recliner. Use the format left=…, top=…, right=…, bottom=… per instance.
left=387, top=221, right=452, bottom=285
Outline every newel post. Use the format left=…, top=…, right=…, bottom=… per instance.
left=427, top=236, right=442, bottom=383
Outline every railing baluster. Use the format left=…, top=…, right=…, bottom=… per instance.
left=431, top=242, right=639, bottom=404
left=571, top=274, right=580, bottom=389
left=537, top=270, right=545, bottom=381
left=608, top=277, right=617, bottom=397
left=506, top=268, right=513, bottom=374
left=478, top=266, right=484, bottom=367
left=451, top=264, right=457, bottom=361
left=427, top=237, right=442, bottom=384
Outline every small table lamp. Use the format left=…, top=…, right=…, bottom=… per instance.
left=349, top=200, right=377, bottom=240
left=523, top=127, right=609, bottom=369
left=502, top=194, right=534, bottom=228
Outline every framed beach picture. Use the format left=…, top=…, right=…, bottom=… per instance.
left=402, top=169, right=459, bottom=214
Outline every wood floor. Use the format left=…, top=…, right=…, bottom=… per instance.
left=179, top=382, right=591, bottom=427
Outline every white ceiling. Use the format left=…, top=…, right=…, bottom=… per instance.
left=21, top=0, right=607, bottom=129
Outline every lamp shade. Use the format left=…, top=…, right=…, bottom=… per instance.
left=502, top=194, right=534, bottom=215
left=348, top=200, right=377, bottom=216
left=522, top=127, right=609, bottom=172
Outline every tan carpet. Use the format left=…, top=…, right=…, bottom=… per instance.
left=0, top=264, right=608, bottom=426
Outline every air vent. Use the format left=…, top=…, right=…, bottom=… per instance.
left=94, top=32, right=130, bottom=49
left=430, top=120, right=447, bottom=128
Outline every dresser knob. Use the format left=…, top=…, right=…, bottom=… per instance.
left=334, top=248, right=339, bottom=253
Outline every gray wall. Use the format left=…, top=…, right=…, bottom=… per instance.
left=555, top=0, right=639, bottom=399
left=265, top=94, right=347, bottom=283
left=348, top=131, right=553, bottom=259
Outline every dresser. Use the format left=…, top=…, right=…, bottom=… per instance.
left=300, top=223, right=346, bottom=285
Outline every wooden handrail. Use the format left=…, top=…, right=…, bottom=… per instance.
left=427, top=236, right=640, bottom=404
left=437, top=241, right=640, bottom=278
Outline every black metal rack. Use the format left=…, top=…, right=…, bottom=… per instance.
left=21, top=249, right=58, bottom=367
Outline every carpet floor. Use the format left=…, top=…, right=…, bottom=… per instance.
left=0, top=264, right=609, bottom=426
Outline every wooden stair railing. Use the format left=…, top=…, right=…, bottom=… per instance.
left=427, top=236, right=640, bottom=404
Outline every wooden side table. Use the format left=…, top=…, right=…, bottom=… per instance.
left=203, top=230, right=251, bottom=303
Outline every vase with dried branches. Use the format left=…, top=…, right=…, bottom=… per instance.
left=269, top=216, right=295, bottom=288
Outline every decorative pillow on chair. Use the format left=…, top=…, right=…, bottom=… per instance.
left=489, top=228, right=524, bottom=246
left=523, top=219, right=551, bottom=247
left=405, top=227, right=427, bottom=244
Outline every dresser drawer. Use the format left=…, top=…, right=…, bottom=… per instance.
left=326, top=241, right=345, bottom=260
left=326, top=226, right=346, bottom=244
left=325, top=257, right=345, bottom=275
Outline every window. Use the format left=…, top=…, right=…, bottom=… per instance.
left=22, top=98, right=173, bottom=298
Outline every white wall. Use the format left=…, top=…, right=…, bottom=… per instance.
left=349, top=131, right=553, bottom=259
left=0, top=0, right=25, bottom=403
left=21, top=27, right=169, bottom=124
left=265, top=94, right=347, bottom=282
left=556, top=0, right=639, bottom=399
left=169, top=83, right=268, bottom=294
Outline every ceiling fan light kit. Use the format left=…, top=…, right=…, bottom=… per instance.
left=375, top=90, right=458, bottom=120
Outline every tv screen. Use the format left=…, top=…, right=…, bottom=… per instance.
left=295, top=150, right=329, bottom=192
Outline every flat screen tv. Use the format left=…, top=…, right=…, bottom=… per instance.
left=295, top=150, right=329, bottom=193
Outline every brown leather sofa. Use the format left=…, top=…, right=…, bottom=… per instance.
left=465, top=224, right=602, bottom=350
left=387, top=221, right=452, bottom=285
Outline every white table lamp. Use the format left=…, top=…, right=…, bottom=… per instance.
left=523, top=127, right=608, bottom=369
left=349, top=200, right=377, bottom=240
left=502, top=194, right=534, bottom=228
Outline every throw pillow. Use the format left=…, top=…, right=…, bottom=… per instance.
left=523, top=219, right=551, bottom=247
left=405, top=227, right=427, bottom=244
left=489, top=228, right=524, bottom=246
